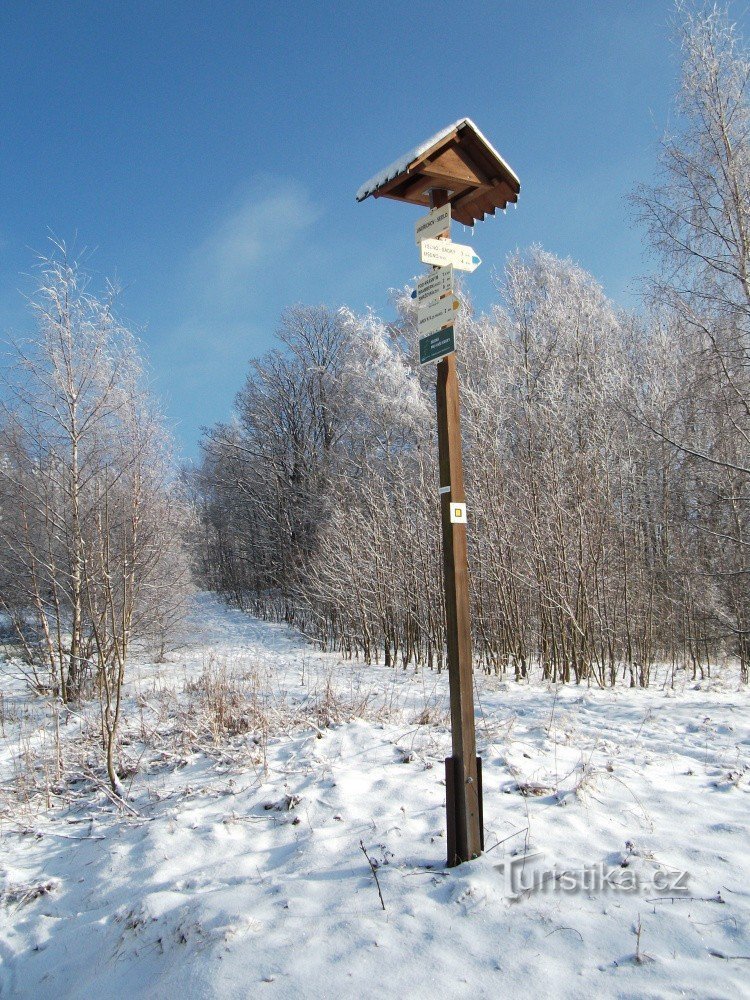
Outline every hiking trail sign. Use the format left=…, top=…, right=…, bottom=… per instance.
left=420, top=238, right=481, bottom=272
left=419, top=326, right=455, bottom=365
left=418, top=296, right=460, bottom=337
left=412, top=264, right=454, bottom=306
left=415, top=203, right=451, bottom=244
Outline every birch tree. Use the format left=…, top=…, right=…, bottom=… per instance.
left=0, top=248, right=190, bottom=789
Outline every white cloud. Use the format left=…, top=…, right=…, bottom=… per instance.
left=195, top=179, right=322, bottom=299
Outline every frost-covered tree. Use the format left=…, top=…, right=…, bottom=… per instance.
left=636, top=2, right=750, bottom=679
left=0, top=248, right=191, bottom=790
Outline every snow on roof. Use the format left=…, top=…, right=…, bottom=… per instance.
left=355, top=117, right=520, bottom=202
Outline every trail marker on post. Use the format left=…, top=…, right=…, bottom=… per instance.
left=357, top=118, right=520, bottom=867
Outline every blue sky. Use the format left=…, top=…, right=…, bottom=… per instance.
left=0, top=1, right=731, bottom=459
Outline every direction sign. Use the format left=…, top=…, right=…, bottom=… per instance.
left=411, top=265, right=454, bottom=306
left=419, top=326, right=455, bottom=365
left=415, top=203, right=451, bottom=244
left=418, top=296, right=460, bottom=337
left=420, top=238, right=481, bottom=272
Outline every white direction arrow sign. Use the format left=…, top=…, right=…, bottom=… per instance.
left=412, top=264, right=454, bottom=306
left=415, top=203, right=451, bottom=244
left=418, top=296, right=460, bottom=337
left=420, top=238, right=481, bottom=273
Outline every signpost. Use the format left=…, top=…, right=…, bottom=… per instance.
left=420, top=238, right=481, bottom=272
left=356, top=118, right=520, bottom=867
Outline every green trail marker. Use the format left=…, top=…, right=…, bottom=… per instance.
left=419, top=326, right=455, bottom=365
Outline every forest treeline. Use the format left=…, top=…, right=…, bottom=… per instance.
left=192, top=6, right=750, bottom=686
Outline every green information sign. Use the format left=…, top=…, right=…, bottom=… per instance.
left=419, top=326, right=455, bottom=365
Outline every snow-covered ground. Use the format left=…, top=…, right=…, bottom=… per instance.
left=1, top=594, right=749, bottom=999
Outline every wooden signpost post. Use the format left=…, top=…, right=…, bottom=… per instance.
left=356, top=118, right=520, bottom=866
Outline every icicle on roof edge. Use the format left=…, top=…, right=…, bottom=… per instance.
left=355, top=118, right=520, bottom=203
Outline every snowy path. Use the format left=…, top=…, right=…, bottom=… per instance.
left=0, top=594, right=749, bottom=998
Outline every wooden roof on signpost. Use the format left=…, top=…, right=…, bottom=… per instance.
left=356, top=118, right=520, bottom=227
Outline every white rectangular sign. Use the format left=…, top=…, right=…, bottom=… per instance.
left=414, top=265, right=454, bottom=306
left=418, top=296, right=460, bottom=337
left=450, top=502, right=467, bottom=524
left=420, top=238, right=481, bottom=273
left=415, top=204, right=451, bottom=244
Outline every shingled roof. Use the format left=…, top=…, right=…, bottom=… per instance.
left=356, top=118, right=520, bottom=227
